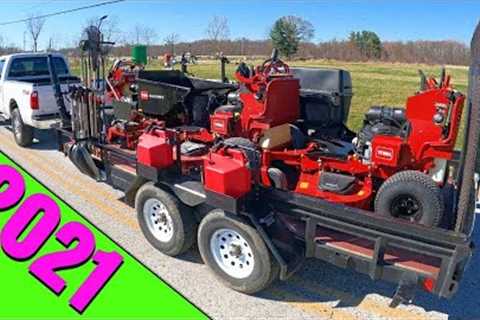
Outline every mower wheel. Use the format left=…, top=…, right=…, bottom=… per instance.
left=374, top=170, right=444, bottom=227
left=135, top=182, right=197, bottom=256
left=197, top=209, right=279, bottom=294
left=11, top=108, right=33, bottom=147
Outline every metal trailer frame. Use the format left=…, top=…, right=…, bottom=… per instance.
left=55, top=22, right=480, bottom=309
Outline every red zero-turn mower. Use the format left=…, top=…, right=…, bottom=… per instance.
left=203, top=49, right=464, bottom=228
left=58, top=21, right=480, bottom=306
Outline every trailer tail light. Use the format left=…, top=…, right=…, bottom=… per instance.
left=30, top=91, right=39, bottom=110
left=422, top=277, right=435, bottom=292
left=140, top=90, right=150, bottom=101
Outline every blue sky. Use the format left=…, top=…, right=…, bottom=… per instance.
left=0, top=0, right=479, bottom=50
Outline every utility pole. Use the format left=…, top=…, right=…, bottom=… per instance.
left=23, top=31, right=26, bottom=51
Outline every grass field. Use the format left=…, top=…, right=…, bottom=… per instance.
left=70, top=58, right=469, bottom=132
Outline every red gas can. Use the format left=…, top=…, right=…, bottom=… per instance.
left=204, top=150, right=251, bottom=198
left=137, top=130, right=174, bottom=168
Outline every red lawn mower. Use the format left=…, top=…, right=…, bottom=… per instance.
left=59, top=21, right=478, bottom=302
left=202, top=50, right=464, bottom=228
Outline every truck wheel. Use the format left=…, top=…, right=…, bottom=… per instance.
left=375, top=170, right=444, bottom=227
left=11, top=108, right=33, bottom=147
left=135, top=182, right=196, bottom=256
left=198, top=209, right=279, bottom=294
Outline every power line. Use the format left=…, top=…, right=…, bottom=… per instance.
left=0, top=0, right=126, bottom=26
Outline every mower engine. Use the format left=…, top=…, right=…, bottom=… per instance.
left=354, top=106, right=408, bottom=162
left=353, top=69, right=464, bottom=182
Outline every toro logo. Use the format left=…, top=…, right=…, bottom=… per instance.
left=375, top=146, right=394, bottom=160
left=140, top=90, right=150, bottom=101
left=213, top=121, right=224, bottom=128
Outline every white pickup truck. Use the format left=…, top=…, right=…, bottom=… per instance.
left=0, top=52, right=80, bottom=146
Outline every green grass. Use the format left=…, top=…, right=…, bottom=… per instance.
left=180, top=59, right=468, bottom=132
left=69, top=57, right=469, bottom=132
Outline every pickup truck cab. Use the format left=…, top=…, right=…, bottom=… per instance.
left=0, top=52, right=79, bottom=146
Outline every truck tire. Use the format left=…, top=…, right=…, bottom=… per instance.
left=11, top=108, right=33, bottom=147
left=374, top=170, right=444, bottom=227
left=135, top=182, right=197, bottom=256
left=198, top=209, right=279, bottom=294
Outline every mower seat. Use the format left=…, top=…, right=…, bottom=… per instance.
left=311, top=138, right=354, bottom=160
left=176, top=125, right=204, bottom=133
left=288, top=124, right=353, bottom=159
left=180, top=141, right=208, bottom=156
left=215, top=104, right=242, bottom=113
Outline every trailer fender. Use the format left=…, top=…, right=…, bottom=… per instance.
left=68, top=142, right=101, bottom=181
left=124, top=176, right=149, bottom=206
left=171, top=180, right=206, bottom=207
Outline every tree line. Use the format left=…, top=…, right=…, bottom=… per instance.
left=6, top=14, right=471, bottom=66
left=108, top=15, right=470, bottom=66
left=104, top=38, right=469, bottom=66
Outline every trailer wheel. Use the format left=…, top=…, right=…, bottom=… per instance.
left=375, top=170, right=444, bottom=227
left=198, top=209, right=279, bottom=294
left=135, top=182, right=196, bottom=256
left=11, top=108, right=33, bottom=147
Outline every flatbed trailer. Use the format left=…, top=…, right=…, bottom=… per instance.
left=54, top=22, right=480, bottom=307
left=55, top=126, right=475, bottom=306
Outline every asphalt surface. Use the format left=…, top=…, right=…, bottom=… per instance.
left=1, top=126, right=479, bottom=320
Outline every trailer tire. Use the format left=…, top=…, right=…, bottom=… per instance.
left=375, top=170, right=444, bottom=227
left=198, top=209, right=279, bottom=294
left=11, top=108, right=33, bottom=147
left=136, top=182, right=196, bottom=256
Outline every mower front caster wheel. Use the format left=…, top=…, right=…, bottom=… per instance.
left=198, top=210, right=279, bottom=294
left=375, top=170, right=444, bottom=227
left=135, top=182, right=197, bottom=256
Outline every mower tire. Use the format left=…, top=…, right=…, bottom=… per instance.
left=374, top=170, right=444, bottom=227
left=197, top=209, right=279, bottom=294
left=11, top=108, right=33, bottom=147
left=135, top=182, right=197, bottom=256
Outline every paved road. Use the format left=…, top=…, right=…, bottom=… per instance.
left=1, top=126, right=479, bottom=320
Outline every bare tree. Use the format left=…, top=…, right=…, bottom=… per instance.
left=131, top=24, right=143, bottom=45
left=206, top=16, right=230, bottom=41
left=205, top=16, right=230, bottom=52
left=0, top=35, right=6, bottom=54
left=141, top=26, right=157, bottom=45
left=46, top=37, right=53, bottom=51
left=26, top=14, right=46, bottom=52
left=130, top=23, right=157, bottom=45
left=164, top=33, right=179, bottom=55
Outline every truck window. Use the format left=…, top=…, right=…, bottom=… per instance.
left=0, top=60, right=5, bottom=79
left=8, top=57, right=68, bottom=78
